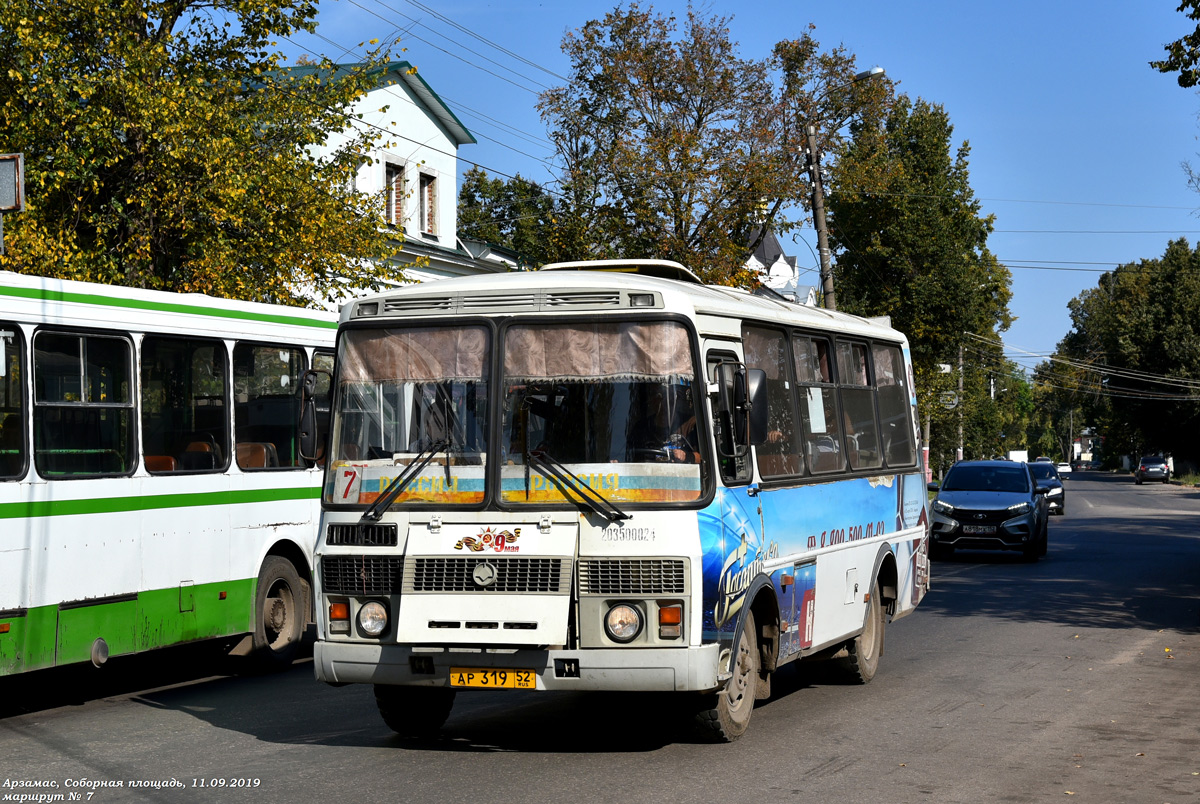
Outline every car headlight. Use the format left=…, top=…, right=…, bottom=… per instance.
left=1047, top=487, right=1062, bottom=496
left=932, top=499, right=955, bottom=515
left=1006, top=502, right=1032, bottom=515
left=604, top=604, right=643, bottom=643
left=358, top=600, right=389, bottom=637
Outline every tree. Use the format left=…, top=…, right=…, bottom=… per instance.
left=457, top=167, right=556, bottom=267
left=0, top=0, right=404, bottom=304
left=1057, top=239, right=1200, bottom=467
left=827, top=96, right=1013, bottom=466
left=1151, top=1, right=1200, bottom=87
left=536, top=4, right=887, bottom=284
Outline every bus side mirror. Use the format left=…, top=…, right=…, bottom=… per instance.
left=715, top=363, right=769, bottom=455
left=298, top=368, right=333, bottom=464
left=745, top=368, right=769, bottom=446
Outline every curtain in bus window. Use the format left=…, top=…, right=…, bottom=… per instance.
left=341, top=327, right=488, bottom=383
left=873, top=343, right=917, bottom=466
left=793, top=335, right=843, bottom=473
left=0, top=324, right=26, bottom=478
left=742, top=326, right=801, bottom=477
left=504, top=322, right=692, bottom=383
left=33, top=332, right=134, bottom=477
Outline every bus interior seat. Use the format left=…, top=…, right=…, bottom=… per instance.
left=145, top=454, right=178, bottom=473
left=237, top=441, right=279, bottom=470
left=180, top=440, right=219, bottom=470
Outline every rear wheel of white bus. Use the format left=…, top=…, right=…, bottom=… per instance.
left=252, top=556, right=309, bottom=668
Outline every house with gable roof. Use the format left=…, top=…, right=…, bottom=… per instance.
left=312, top=61, right=520, bottom=289
left=745, top=228, right=818, bottom=306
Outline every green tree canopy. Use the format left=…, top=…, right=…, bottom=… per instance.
left=1152, top=1, right=1200, bottom=87
left=457, top=167, right=556, bottom=268
left=1058, top=238, right=1200, bottom=464
left=0, top=0, right=403, bottom=304
left=827, top=95, right=1013, bottom=467
left=535, top=3, right=888, bottom=284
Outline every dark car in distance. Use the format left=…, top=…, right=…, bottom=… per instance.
left=1135, top=456, right=1170, bottom=484
left=1028, top=460, right=1066, bottom=515
left=928, top=460, right=1050, bottom=561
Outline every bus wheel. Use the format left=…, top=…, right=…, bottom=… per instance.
left=840, top=581, right=884, bottom=684
left=374, top=685, right=456, bottom=738
left=252, top=556, right=308, bottom=668
left=694, top=611, right=758, bottom=742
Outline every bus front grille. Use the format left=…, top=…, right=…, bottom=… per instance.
left=578, top=558, right=688, bottom=595
left=325, top=523, right=398, bottom=547
left=405, top=557, right=572, bottom=594
left=321, top=556, right=404, bottom=595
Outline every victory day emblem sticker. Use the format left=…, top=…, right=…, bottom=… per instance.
left=455, top=526, right=522, bottom=553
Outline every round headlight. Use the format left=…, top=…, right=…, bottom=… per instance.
left=358, top=601, right=389, bottom=637
left=605, top=604, right=643, bottom=643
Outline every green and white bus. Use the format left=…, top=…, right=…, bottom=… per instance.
left=306, top=259, right=929, bottom=741
left=0, top=271, right=337, bottom=675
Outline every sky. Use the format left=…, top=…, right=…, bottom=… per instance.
left=278, top=0, right=1200, bottom=370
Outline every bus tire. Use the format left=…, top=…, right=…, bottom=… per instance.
left=252, top=556, right=308, bottom=668
left=840, top=581, right=884, bottom=684
left=693, top=611, right=758, bottom=742
left=374, top=685, right=456, bottom=738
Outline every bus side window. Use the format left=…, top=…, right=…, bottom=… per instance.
left=141, top=336, right=229, bottom=474
left=742, top=327, right=802, bottom=479
left=873, top=343, right=917, bottom=466
left=0, top=324, right=27, bottom=479
left=234, top=342, right=304, bottom=470
left=794, top=335, right=845, bottom=474
left=33, top=331, right=135, bottom=477
left=837, top=340, right=883, bottom=471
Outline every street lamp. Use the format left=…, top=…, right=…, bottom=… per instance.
left=806, top=67, right=885, bottom=311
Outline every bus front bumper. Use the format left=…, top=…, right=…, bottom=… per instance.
left=314, top=641, right=721, bottom=693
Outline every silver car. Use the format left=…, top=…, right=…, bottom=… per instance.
left=1135, top=456, right=1170, bottom=484
left=928, top=460, right=1051, bottom=561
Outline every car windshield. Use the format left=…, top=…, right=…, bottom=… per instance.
left=942, top=465, right=1030, bottom=493
left=1029, top=463, right=1058, bottom=480
left=1140, top=457, right=1165, bottom=465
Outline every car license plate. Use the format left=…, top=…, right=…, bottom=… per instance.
left=962, top=525, right=996, bottom=535
left=449, top=668, right=537, bottom=689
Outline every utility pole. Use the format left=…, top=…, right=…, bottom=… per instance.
left=806, top=124, right=836, bottom=311
left=957, top=343, right=964, bottom=462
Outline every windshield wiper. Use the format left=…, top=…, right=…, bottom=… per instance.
left=359, top=438, right=450, bottom=523
left=527, top=449, right=630, bottom=523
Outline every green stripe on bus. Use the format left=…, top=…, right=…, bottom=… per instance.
left=0, top=486, right=321, bottom=519
left=0, top=284, right=338, bottom=330
left=0, top=579, right=256, bottom=675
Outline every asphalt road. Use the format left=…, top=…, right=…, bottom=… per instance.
left=2, top=471, right=1198, bottom=804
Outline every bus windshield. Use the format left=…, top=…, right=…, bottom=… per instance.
left=324, top=319, right=706, bottom=507
left=500, top=320, right=705, bottom=506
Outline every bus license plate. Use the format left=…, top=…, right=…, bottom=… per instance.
left=962, top=525, right=996, bottom=535
left=449, top=668, right=536, bottom=689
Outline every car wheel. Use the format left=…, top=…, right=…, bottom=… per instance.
left=1135, top=477, right=1142, bottom=485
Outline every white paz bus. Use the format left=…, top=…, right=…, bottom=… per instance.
left=304, top=260, right=929, bottom=741
left=0, top=271, right=337, bottom=676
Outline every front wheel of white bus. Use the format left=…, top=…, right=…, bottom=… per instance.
left=693, top=611, right=759, bottom=742
left=374, top=685, right=457, bottom=738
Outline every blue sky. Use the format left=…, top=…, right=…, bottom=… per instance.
left=280, top=1, right=1200, bottom=368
